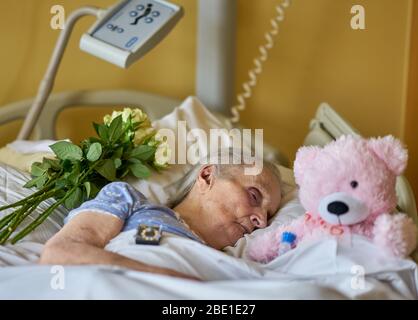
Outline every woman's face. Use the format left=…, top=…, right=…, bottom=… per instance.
left=195, top=165, right=282, bottom=249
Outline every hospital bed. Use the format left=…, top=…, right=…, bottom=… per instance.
left=0, top=91, right=417, bottom=299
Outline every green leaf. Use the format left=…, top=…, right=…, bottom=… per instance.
left=89, top=183, right=100, bottom=198
left=65, top=187, right=83, bottom=209
left=23, top=179, right=36, bottom=189
left=112, top=146, right=124, bottom=160
left=114, top=158, right=122, bottom=169
left=65, top=161, right=81, bottom=186
left=129, top=162, right=151, bottom=179
left=86, top=142, right=102, bottom=162
left=62, top=159, right=73, bottom=172
left=43, top=158, right=60, bottom=171
left=131, top=145, right=155, bottom=161
left=50, top=141, right=83, bottom=161
left=23, top=176, right=44, bottom=189
left=95, top=159, right=116, bottom=181
left=108, top=115, right=124, bottom=142
left=54, top=189, right=67, bottom=200
left=98, top=124, right=109, bottom=141
left=55, top=178, right=67, bottom=190
left=40, top=161, right=51, bottom=170
left=67, top=171, right=79, bottom=186
left=35, top=175, right=47, bottom=189
left=93, top=122, right=100, bottom=136
left=31, top=162, right=46, bottom=177
left=84, top=182, right=91, bottom=198
left=128, top=158, right=141, bottom=164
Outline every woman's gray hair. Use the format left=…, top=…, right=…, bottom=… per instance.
left=168, top=148, right=283, bottom=208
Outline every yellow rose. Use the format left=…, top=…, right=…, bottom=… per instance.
left=154, top=142, right=171, bottom=168
left=103, top=110, right=123, bottom=125
left=131, top=108, right=150, bottom=126
left=103, top=108, right=150, bottom=126
left=121, top=108, right=132, bottom=122
left=133, top=127, right=156, bottom=146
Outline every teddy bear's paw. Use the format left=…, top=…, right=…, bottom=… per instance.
left=373, top=213, right=418, bottom=258
left=246, top=230, right=281, bottom=263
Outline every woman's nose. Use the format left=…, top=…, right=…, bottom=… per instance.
left=250, top=213, right=267, bottom=229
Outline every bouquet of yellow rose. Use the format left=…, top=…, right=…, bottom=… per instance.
left=0, top=108, right=170, bottom=244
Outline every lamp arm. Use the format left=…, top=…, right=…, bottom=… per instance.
left=17, top=6, right=105, bottom=140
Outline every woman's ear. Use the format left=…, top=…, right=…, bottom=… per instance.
left=196, top=165, right=217, bottom=192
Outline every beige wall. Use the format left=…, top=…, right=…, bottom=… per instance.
left=405, top=0, right=418, bottom=203
left=236, top=0, right=411, bottom=157
left=0, top=0, right=416, bottom=196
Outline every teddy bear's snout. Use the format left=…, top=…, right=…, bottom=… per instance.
left=318, top=192, right=369, bottom=225
left=327, top=201, right=349, bottom=216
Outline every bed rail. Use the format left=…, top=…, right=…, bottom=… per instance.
left=0, top=90, right=181, bottom=140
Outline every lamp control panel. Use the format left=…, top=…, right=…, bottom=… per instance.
left=80, top=0, right=183, bottom=68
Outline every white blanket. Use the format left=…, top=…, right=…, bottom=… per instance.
left=0, top=230, right=417, bottom=299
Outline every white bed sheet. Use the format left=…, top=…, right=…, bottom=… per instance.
left=0, top=230, right=417, bottom=299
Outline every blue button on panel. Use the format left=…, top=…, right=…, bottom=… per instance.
left=151, top=11, right=160, bottom=17
left=145, top=17, right=153, bottom=24
left=136, top=4, right=145, bottom=11
left=129, top=11, right=138, bottom=17
left=125, top=37, right=139, bottom=48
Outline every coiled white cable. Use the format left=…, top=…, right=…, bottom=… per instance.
left=230, top=0, right=291, bottom=124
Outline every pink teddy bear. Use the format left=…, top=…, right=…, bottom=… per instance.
left=248, top=135, right=417, bottom=263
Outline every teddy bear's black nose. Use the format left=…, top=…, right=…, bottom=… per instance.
left=327, top=201, right=349, bottom=215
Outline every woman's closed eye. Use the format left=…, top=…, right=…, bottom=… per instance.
left=247, top=187, right=262, bottom=206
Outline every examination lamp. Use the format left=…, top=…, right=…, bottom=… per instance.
left=17, top=0, right=183, bottom=140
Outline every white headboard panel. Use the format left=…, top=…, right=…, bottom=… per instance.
left=196, top=0, right=236, bottom=115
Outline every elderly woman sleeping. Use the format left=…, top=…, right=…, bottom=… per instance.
left=39, top=155, right=282, bottom=280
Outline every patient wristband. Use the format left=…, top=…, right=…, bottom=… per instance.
left=135, top=224, right=162, bottom=245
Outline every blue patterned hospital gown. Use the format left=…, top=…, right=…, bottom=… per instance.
left=64, top=182, right=203, bottom=244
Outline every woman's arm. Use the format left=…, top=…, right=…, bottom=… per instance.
left=39, top=212, right=199, bottom=280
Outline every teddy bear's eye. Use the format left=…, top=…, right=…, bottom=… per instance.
left=350, top=181, right=359, bottom=188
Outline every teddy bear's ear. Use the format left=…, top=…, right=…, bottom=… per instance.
left=294, top=146, right=321, bottom=185
left=367, top=135, right=408, bottom=176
